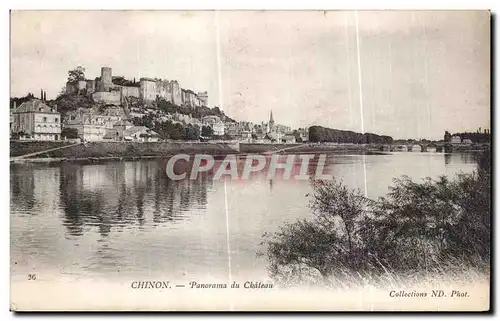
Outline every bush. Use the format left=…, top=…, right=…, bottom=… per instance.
left=262, top=151, right=491, bottom=286
left=61, top=127, right=79, bottom=139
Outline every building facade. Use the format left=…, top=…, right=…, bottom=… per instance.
left=64, top=107, right=124, bottom=141
left=451, top=136, right=462, bottom=145
left=11, top=99, right=61, bottom=140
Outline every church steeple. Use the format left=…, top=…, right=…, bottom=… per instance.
left=267, top=110, right=275, bottom=133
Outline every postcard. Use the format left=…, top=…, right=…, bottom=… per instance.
left=9, top=10, right=491, bottom=311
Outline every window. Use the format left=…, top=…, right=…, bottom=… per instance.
left=43, top=117, right=47, bottom=122
left=55, top=118, right=58, bottom=122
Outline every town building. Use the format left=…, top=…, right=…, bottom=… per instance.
left=256, top=110, right=293, bottom=142
left=66, top=66, right=208, bottom=108
left=212, top=122, right=225, bottom=136
left=297, top=127, right=309, bottom=142
left=11, top=99, right=61, bottom=141
left=122, top=126, right=160, bottom=142
left=102, top=120, right=159, bottom=142
left=102, top=120, right=134, bottom=141
left=202, top=115, right=225, bottom=136
left=282, top=133, right=297, bottom=144
left=451, top=136, right=462, bottom=145
left=64, top=107, right=124, bottom=141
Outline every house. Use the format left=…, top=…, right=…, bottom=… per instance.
left=10, top=113, right=14, bottom=136
left=65, top=112, right=108, bottom=142
left=102, top=120, right=134, bottom=141
left=122, top=126, right=160, bottom=142
left=450, top=136, right=462, bottom=145
left=64, top=108, right=126, bottom=141
left=11, top=99, right=61, bottom=140
left=462, top=139, right=473, bottom=145
left=212, top=121, right=225, bottom=136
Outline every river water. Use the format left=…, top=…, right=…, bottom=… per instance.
left=10, top=152, right=478, bottom=282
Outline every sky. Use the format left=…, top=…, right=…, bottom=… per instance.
left=10, top=10, right=490, bottom=139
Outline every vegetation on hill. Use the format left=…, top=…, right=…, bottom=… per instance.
left=112, top=76, right=139, bottom=87
left=131, top=115, right=201, bottom=140
left=155, top=98, right=235, bottom=122
left=53, top=94, right=94, bottom=116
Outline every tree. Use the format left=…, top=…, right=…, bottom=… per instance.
left=308, top=125, right=393, bottom=144
left=293, top=130, right=303, bottom=143
left=201, top=125, right=213, bottom=138
left=184, top=124, right=200, bottom=140
left=61, top=127, right=79, bottom=139
left=263, top=178, right=373, bottom=282
left=10, top=93, right=35, bottom=109
left=67, top=66, right=86, bottom=82
left=170, top=123, right=184, bottom=140
left=444, top=131, right=451, bottom=142
left=54, top=94, right=92, bottom=116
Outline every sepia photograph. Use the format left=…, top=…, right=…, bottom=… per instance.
left=9, top=9, right=491, bottom=311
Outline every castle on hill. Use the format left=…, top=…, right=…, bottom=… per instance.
left=65, top=66, right=208, bottom=108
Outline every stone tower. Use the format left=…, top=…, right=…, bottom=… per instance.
left=198, top=91, right=209, bottom=106
left=100, top=67, right=112, bottom=91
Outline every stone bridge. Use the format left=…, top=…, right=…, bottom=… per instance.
left=370, top=142, right=490, bottom=153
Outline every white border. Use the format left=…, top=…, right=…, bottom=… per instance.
left=1, top=1, right=497, bottom=319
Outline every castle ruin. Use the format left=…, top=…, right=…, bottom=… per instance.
left=66, top=66, right=208, bottom=108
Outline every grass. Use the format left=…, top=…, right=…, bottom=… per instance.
left=272, top=258, right=490, bottom=290
left=239, top=143, right=301, bottom=153
left=26, top=141, right=239, bottom=159
left=10, top=141, right=72, bottom=157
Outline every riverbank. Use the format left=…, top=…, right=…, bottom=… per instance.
left=12, top=141, right=239, bottom=162
left=239, top=143, right=301, bottom=153
left=10, top=141, right=484, bottom=164
left=10, top=141, right=72, bottom=157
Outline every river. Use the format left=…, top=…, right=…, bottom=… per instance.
left=10, top=152, right=479, bottom=282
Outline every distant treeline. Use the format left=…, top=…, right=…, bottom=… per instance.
left=309, top=125, right=393, bottom=144
left=10, top=93, right=36, bottom=108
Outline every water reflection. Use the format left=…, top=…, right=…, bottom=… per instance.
left=10, top=153, right=480, bottom=278
left=54, top=161, right=214, bottom=237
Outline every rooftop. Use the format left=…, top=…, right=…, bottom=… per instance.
left=12, top=99, right=58, bottom=114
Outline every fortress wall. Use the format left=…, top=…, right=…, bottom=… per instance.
left=171, top=81, right=182, bottom=106
left=66, top=82, right=78, bottom=95
left=86, top=80, right=96, bottom=94
left=140, top=79, right=157, bottom=102
left=120, top=86, right=140, bottom=98
left=77, top=80, right=87, bottom=91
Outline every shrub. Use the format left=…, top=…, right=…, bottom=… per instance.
left=262, top=151, right=491, bottom=285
